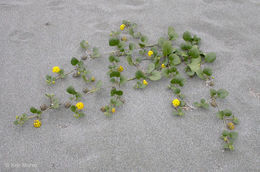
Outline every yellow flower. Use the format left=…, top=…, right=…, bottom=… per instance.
left=121, top=36, right=127, bottom=42
left=52, top=66, right=60, bottom=73
left=223, top=137, right=228, bottom=142
left=227, top=122, right=235, bottom=130
left=148, top=50, right=153, bottom=57
left=76, top=102, right=84, bottom=110
left=33, top=120, right=41, bottom=128
left=143, top=80, right=148, bottom=85
left=118, top=66, right=124, bottom=72
left=172, top=99, right=180, bottom=107
left=52, top=81, right=55, bottom=84
left=120, top=24, right=126, bottom=31
left=112, top=108, right=116, bottom=113
left=161, top=64, right=166, bottom=68
left=91, top=76, right=95, bottom=82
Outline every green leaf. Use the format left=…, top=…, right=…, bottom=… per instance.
left=30, top=107, right=38, bottom=114
left=109, top=38, right=120, bottom=46
left=203, top=68, right=212, bottom=76
left=66, top=86, right=77, bottom=95
left=127, top=55, right=134, bottom=66
left=45, top=75, right=51, bottom=80
left=210, top=89, right=217, bottom=97
left=222, top=130, right=229, bottom=136
left=162, top=41, right=173, bottom=57
left=52, top=98, right=60, bottom=109
left=217, top=111, right=224, bottom=119
left=171, top=76, right=185, bottom=87
left=188, top=57, right=201, bottom=73
left=96, top=80, right=103, bottom=89
left=149, top=70, right=161, bottom=81
left=71, top=57, right=79, bottom=66
left=109, top=55, right=120, bottom=63
left=180, top=42, right=192, bottom=50
left=80, top=40, right=88, bottom=49
left=183, top=31, right=192, bottom=41
left=116, top=90, right=123, bottom=96
left=110, top=71, right=121, bottom=78
left=171, top=54, right=181, bottom=65
left=158, top=37, right=166, bottom=47
left=129, top=43, right=135, bottom=50
left=92, top=47, right=100, bottom=58
left=135, top=70, right=145, bottom=79
left=147, top=63, right=155, bottom=73
left=217, top=89, right=229, bottom=99
left=196, top=69, right=206, bottom=80
left=233, top=117, right=239, bottom=125
left=120, top=75, right=127, bottom=85
left=70, top=105, right=76, bottom=112
left=111, top=88, right=123, bottom=96
left=141, top=35, right=148, bottom=43
left=168, top=26, right=178, bottom=40
left=188, top=46, right=200, bottom=58
left=205, top=52, right=216, bottom=63
left=223, top=109, right=232, bottom=116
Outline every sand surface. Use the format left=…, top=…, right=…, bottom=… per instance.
left=0, top=0, right=260, bottom=171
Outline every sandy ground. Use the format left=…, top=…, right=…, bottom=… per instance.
left=0, top=0, right=260, bottom=171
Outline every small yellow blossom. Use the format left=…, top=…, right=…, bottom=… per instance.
left=52, top=66, right=60, bottom=73
left=52, top=81, right=55, bottom=84
left=112, top=108, right=116, bottom=113
left=148, top=50, right=153, bottom=57
left=143, top=80, right=148, bottom=85
left=172, top=99, right=180, bottom=107
left=120, top=24, right=126, bottom=31
left=227, top=122, right=235, bottom=130
left=76, top=102, right=84, bottom=110
left=91, top=76, right=95, bottom=82
left=121, top=36, right=127, bottom=42
left=118, top=66, right=124, bottom=72
left=211, top=76, right=215, bottom=79
left=223, top=137, right=228, bottom=142
left=33, top=120, right=41, bottom=128
left=77, top=71, right=81, bottom=75
left=161, top=64, right=166, bottom=68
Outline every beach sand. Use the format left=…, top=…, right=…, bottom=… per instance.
left=0, top=0, right=259, bottom=171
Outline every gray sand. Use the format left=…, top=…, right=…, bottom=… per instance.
left=0, top=0, right=259, bottom=171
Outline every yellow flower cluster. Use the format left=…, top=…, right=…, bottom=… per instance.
left=91, top=76, right=95, bottom=82
left=143, top=80, right=148, bottom=85
left=112, top=108, right=116, bottom=113
left=120, top=24, right=126, bottom=31
left=161, top=64, right=166, bottom=68
left=118, top=66, right=124, bottom=72
left=52, top=66, right=60, bottom=73
left=76, top=102, right=84, bottom=110
left=33, top=120, right=41, bottom=128
left=172, top=99, right=180, bottom=107
left=227, top=122, right=235, bottom=130
left=148, top=50, right=153, bottom=57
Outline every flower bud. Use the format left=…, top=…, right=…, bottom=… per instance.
left=64, top=102, right=72, bottom=109
left=83, top=88, right=89, bottom=94
left=40, top=104, right=48, bottom=111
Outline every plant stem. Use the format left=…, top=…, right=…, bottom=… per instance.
left=127, top=77, right=136, bottom=81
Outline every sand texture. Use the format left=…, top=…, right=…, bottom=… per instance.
left=0, top=0, right=259, bottom=171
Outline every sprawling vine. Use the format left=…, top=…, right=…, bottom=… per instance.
left=14, top=20, right=239, bottom=151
